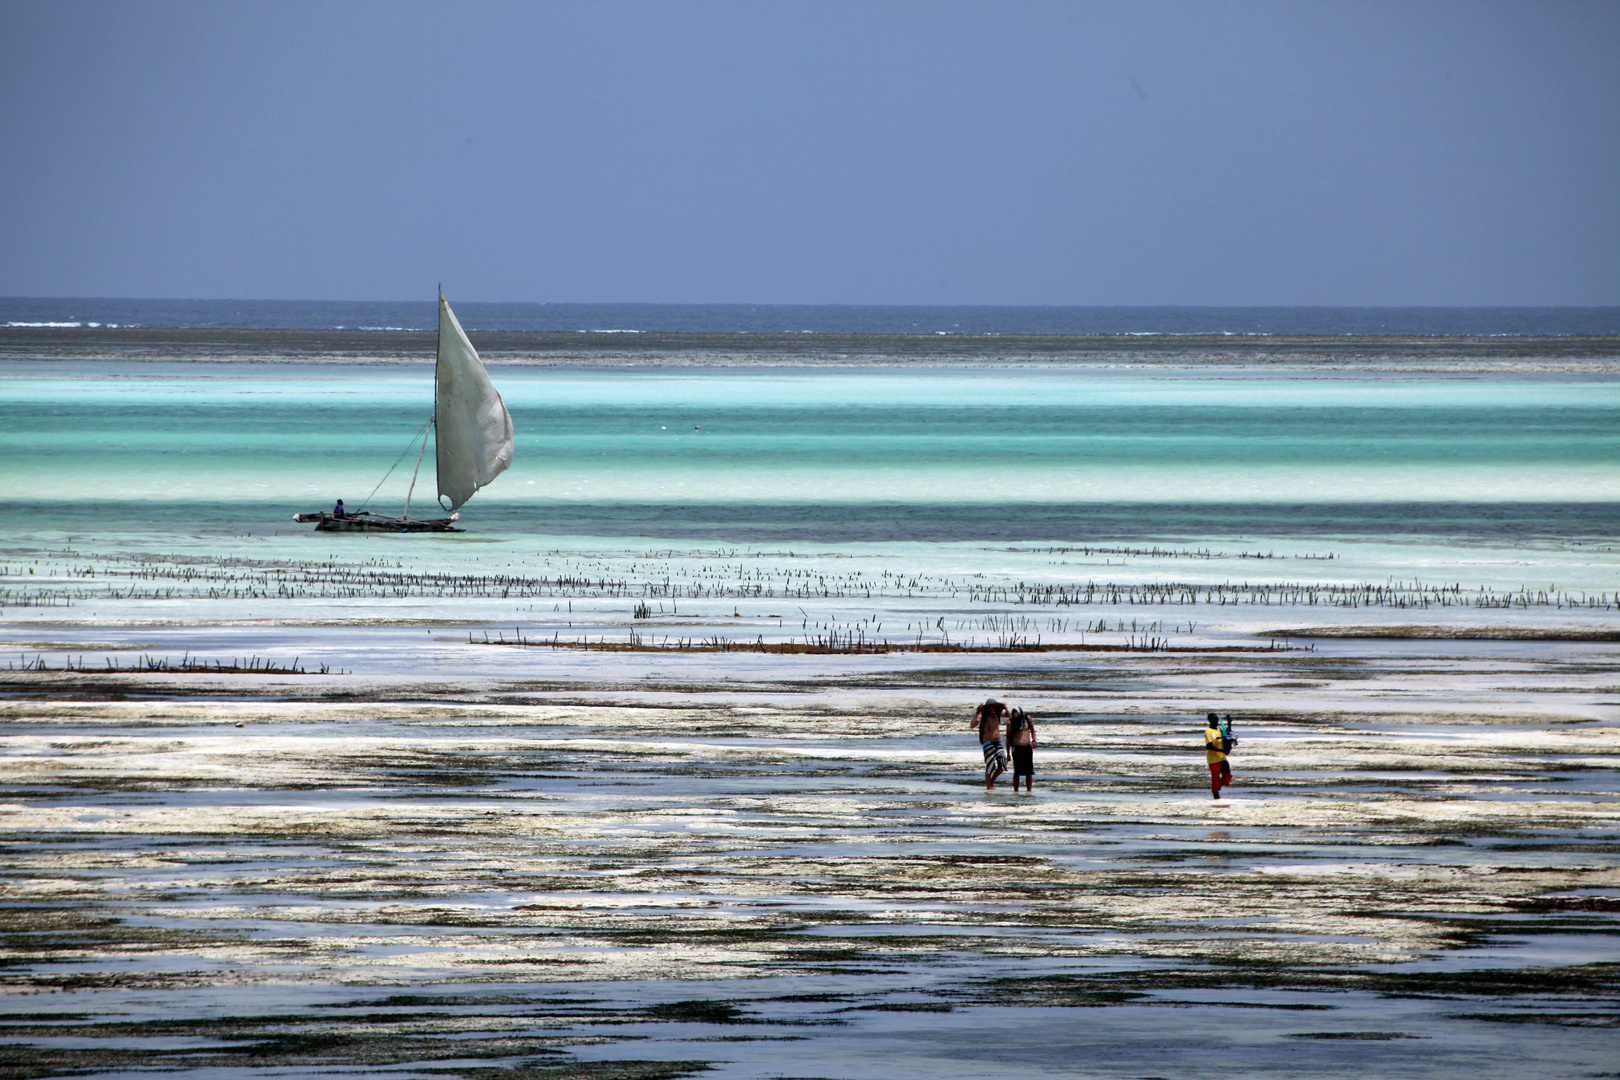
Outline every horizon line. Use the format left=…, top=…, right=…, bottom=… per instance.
left=5, top=296, right=1620, bottom=311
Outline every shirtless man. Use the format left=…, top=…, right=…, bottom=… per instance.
left=1006, top=707, right=1037, bottom=792
left=972, top=699, right=1009, bottom=790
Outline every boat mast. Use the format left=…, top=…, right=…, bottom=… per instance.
left=402, top=286, right=443, bottom=522
left=401, top=420, right=432, bottom=521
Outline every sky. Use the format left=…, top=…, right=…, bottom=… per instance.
left=1, top=0, right=1617, bottom=306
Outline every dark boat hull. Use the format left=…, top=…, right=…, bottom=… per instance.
left=293, top=513, right=462, bottom=533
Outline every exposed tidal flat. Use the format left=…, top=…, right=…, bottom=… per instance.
left=1, top=336, right=1619, bottom=1077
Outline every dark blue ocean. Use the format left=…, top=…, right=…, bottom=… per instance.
left=5, top=298, right=1620, bottom=335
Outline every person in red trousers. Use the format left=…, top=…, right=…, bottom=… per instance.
left=1204, top=712, right=1236, bottom=799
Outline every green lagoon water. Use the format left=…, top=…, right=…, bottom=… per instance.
left=3, top=360, right=1618, bottom=545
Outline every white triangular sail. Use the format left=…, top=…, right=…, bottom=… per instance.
left=435, top=292, right=514, bottom=511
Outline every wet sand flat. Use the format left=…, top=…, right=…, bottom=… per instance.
left=3, top=619, right=1617, bottom=1078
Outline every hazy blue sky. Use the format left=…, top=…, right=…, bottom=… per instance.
left=2, top=0, right=1617, bottom=305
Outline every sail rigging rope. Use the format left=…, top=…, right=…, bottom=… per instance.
left=356, top=418, right=433, bottom=513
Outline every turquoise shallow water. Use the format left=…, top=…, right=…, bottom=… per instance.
left=2, top=360, right=1618, bottom=542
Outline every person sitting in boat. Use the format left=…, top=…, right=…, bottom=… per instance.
left=332, top=499, right=348, bottom=518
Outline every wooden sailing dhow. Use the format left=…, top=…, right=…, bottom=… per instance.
left=295, top=290, right=514, bottom=532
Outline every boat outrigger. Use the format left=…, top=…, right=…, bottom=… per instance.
left=295, top=289, right=514, bottom=533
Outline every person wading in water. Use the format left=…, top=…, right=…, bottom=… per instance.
left=973, top=699, right=1009, bottom=790
left=1205, top=711, right=1237, bottom=799
left=1006, top=707, right=1037, bottom=792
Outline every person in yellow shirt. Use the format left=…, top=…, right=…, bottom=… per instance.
left=1204, top=712, right=1236, bottom=799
